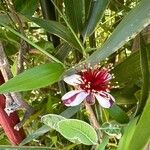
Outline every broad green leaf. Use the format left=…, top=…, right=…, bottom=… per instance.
left=87, top=0, right=150, bottom=65
left=41, top=114, right=66, bottom=131
left=82, top=0, right=110, bottom=38
left=58, top=119, right=98, bottom=145
left=107, top=104, right=129, bottom=124
left=64, top=0, right=85, bottom=33
left=0, top=63, right=64, bottom=93
left=13, top=0, right=39, bottom=16
left=0, top=145, right=51, bottom=150
left=27, top=17, right=82, bottom=51
left=117, top=118, right=138, bottom=150
left=20, top=106, right=80, bottom=145
left=96, top=137, right=109, bottom=150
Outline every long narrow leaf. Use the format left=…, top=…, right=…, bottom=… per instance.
left=65, top=0, right=150, bottom=76
left=0, top=23, right=63, bottom=65
left=28, top=17, right=83, bottom=52
left=87, top=0, right=150, bottom=65
left=82, top=0, right=110, bottom=38
left=64, top=0, right=85, bottom=33
left=0, top=63, right=64, bottom=93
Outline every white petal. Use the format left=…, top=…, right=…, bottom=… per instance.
left=64, top=74, right=82, bottom=86
left=94, top=91, right=115, bottom=108
left=62, top=90, right=82, bottom=100
left=62, top=90, right=89, bottom=106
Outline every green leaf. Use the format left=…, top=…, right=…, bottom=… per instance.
left=41, top=114, right=66, bottom=131
left=64, top=0, right=85, bottom=33
left=87, top=0, right=150, bottom=66
left=82, top=0, right=110, bottom=38
left=58, top=119, right=98, bottom=145
left=27, top=17, right=82, bottom=51
left=13, top=0, right=39, bottom=16
left=117, top=118, right=138, bottom=150
left=20, top=106, right=80, bottom=145
left=20, top=125, right=51, bottom=146
left=107, top=104, right=129, bottom=124
left=0, top=63, right=64, bottom=93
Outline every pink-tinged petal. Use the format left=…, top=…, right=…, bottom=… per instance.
left=64, top=74, right=82, bottom=86
left=94, top=91, right=115, bottom=108
left=62, top=90, right=89, bottom=106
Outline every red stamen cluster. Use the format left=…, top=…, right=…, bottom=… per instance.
left=78, top=65, right=112, bottom=93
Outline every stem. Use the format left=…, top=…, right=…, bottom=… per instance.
left=84, top=101, right=100, bottom=129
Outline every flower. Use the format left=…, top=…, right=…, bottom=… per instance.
left=62, top=65, right=115, bottom=108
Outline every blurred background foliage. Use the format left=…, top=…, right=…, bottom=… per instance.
left=0, top=0, right=150, bottom=149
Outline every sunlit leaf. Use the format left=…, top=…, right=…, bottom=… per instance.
left=20, top=106, right=80, bottom=145
left=41, top=114, right=65, bottom=131
left=58, top=119, right=98, bottom=145
left=0, top=63, right=64, bottom=93
left=87, top=0, right=150, bottom=65
left=82, top=0, right=110, bottom=37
